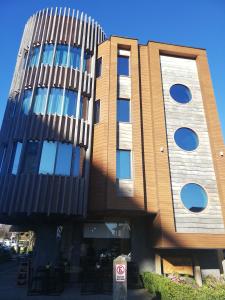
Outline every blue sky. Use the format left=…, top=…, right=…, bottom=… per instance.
left=0, top=0, right=225, bottom=140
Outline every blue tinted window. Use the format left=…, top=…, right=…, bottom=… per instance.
left=21, top=141, right=39, bottom=173
left=41, top=44, right=54, bottom=65
left=47, top=88, right=64, bottom=115
left=64, top=90, right=77, bottom=116
left=94, top=100, right=100, bottom=124
left=73, top=147, right=80, bottom=176
left=29, top=47, right=40, bottom=67
left=118, top=56, right=129, bottom=76
left=22, top=90, right=32, bottom=115
left=55, top=45, right=68, bottom=67
left=174, top=127, right=199, bottom=151
left=170, top=84, right=192, bottom=104
left=181, top=183, right=207, bottom=212
left=39, top=141, right=57, bottom=175
left=12, top=143, right=22, bottom=175
left=117, top=99, right=130, bottom=122
left=69, top=46, right=81, bottom=69
left=116, top=150, right=131, bottom=179
left=55, top=143, right=72, bottom=176
left=96, top=57, right=102, bottom=78
left=33, top=88, right=48, bottom=114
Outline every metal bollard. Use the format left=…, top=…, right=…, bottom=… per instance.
left=113, top=256, right=127, bottom=300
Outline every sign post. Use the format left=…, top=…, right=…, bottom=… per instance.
left=113, top=256, right=127, bottom=300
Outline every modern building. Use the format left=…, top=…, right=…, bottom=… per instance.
left=0, top=7, right=225, bottom=281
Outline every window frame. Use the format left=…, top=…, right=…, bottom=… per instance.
left=94, top=100, right=100, bottom=124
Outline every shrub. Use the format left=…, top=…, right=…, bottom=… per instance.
left=143, top=272, right=225, bottom=300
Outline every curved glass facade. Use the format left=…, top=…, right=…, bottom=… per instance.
left=22, top=88, right=85, bottom=118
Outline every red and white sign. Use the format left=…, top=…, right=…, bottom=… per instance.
left=116, top=264, right=126, bottom=282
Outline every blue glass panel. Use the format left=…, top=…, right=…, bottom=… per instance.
left=170, top=84, right=192, bottom=103
left=73, top=147, right=80, bottom=176
left=22, top=90, right=32, bottom=115
left=118, top=56, right=129, bottom=76
left=47, top=88, right=64, bottom=115
left=39, top=141, right=56, bottom=175
left=29, top=46, right=40, bottom=67
left=116, top=150, right=131, bottom=179
left=12, top=143, right=22, bottom=175
left=181, top=183, right=207, bottom=212
left=33, top=88, right=48, bottom=114
left=174, top=127, right=199, bottom=151
left=117, top=99, right=130, bottom=122
left=21, top=141, right=39, bottom=173
left=64, top=90, right=77, bottom=116
left=41, top=44, right=54, bottom=65
left=55, top=143, right=72, bottom=176
left=55, top=45, right=68, bottom=67
left=69, top=46, right=81, bottom=69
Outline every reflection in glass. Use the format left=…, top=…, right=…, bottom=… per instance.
left=116, top=150, right=131, bottom=179
left=83, top=223, right=130, bottom=239
left=22, top=90, right=32, bottom=115
left=55, top=143, right=72, bottom=176
left=39, top=141, right=57, bottom=174
left=29, top=46, right=40, bottom=67
left=170, top=84, right=192, bottom=104
left=117, top=99, right=130, bottom=122
left=181, top=183, right=207, bottom=212
left=41, top=44, right=54, bottom=65
left=47, top=88, right=64, bottom=115
left=118, top=55, right=129, bottom=76
left=174, top=127, right=199, bottom=151
left=64, top=90, right=77, bottom=116
left=94, top=100, right=100, bottom=124
left=21, top=141, right=39, bottom=173
left=33, top=88, right=48, bottom=114
left=96, top=57, right=102, bottom=78
left=12, top=143, right=22, bottom=175
left=55, top=45, right=68, bottom=67
left=69, top=46, right=81, bottom=69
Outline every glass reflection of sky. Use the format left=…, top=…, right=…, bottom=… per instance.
left=174, top=127, right=199, bottom=151
left=181, top=183, right=207, bottom=212
left=170, top=84, right=192, bottom=104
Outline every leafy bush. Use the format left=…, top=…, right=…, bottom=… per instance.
left=143, top=272, right=225, bottom=300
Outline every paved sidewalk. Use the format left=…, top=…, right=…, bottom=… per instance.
left=0, top=261, right=152, bottom=300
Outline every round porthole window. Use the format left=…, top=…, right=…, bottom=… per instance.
left=181, top=183, right=207, bottom=213
left=170, top=84, right=192, bottom=104
left=174, top=127, right=199, bottom=151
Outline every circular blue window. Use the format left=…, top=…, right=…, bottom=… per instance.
left=174, top=127, right=199, bottom=151
left=170, top=84, right=192, bottom=103
left=181, top=183, right=207, bottom=213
